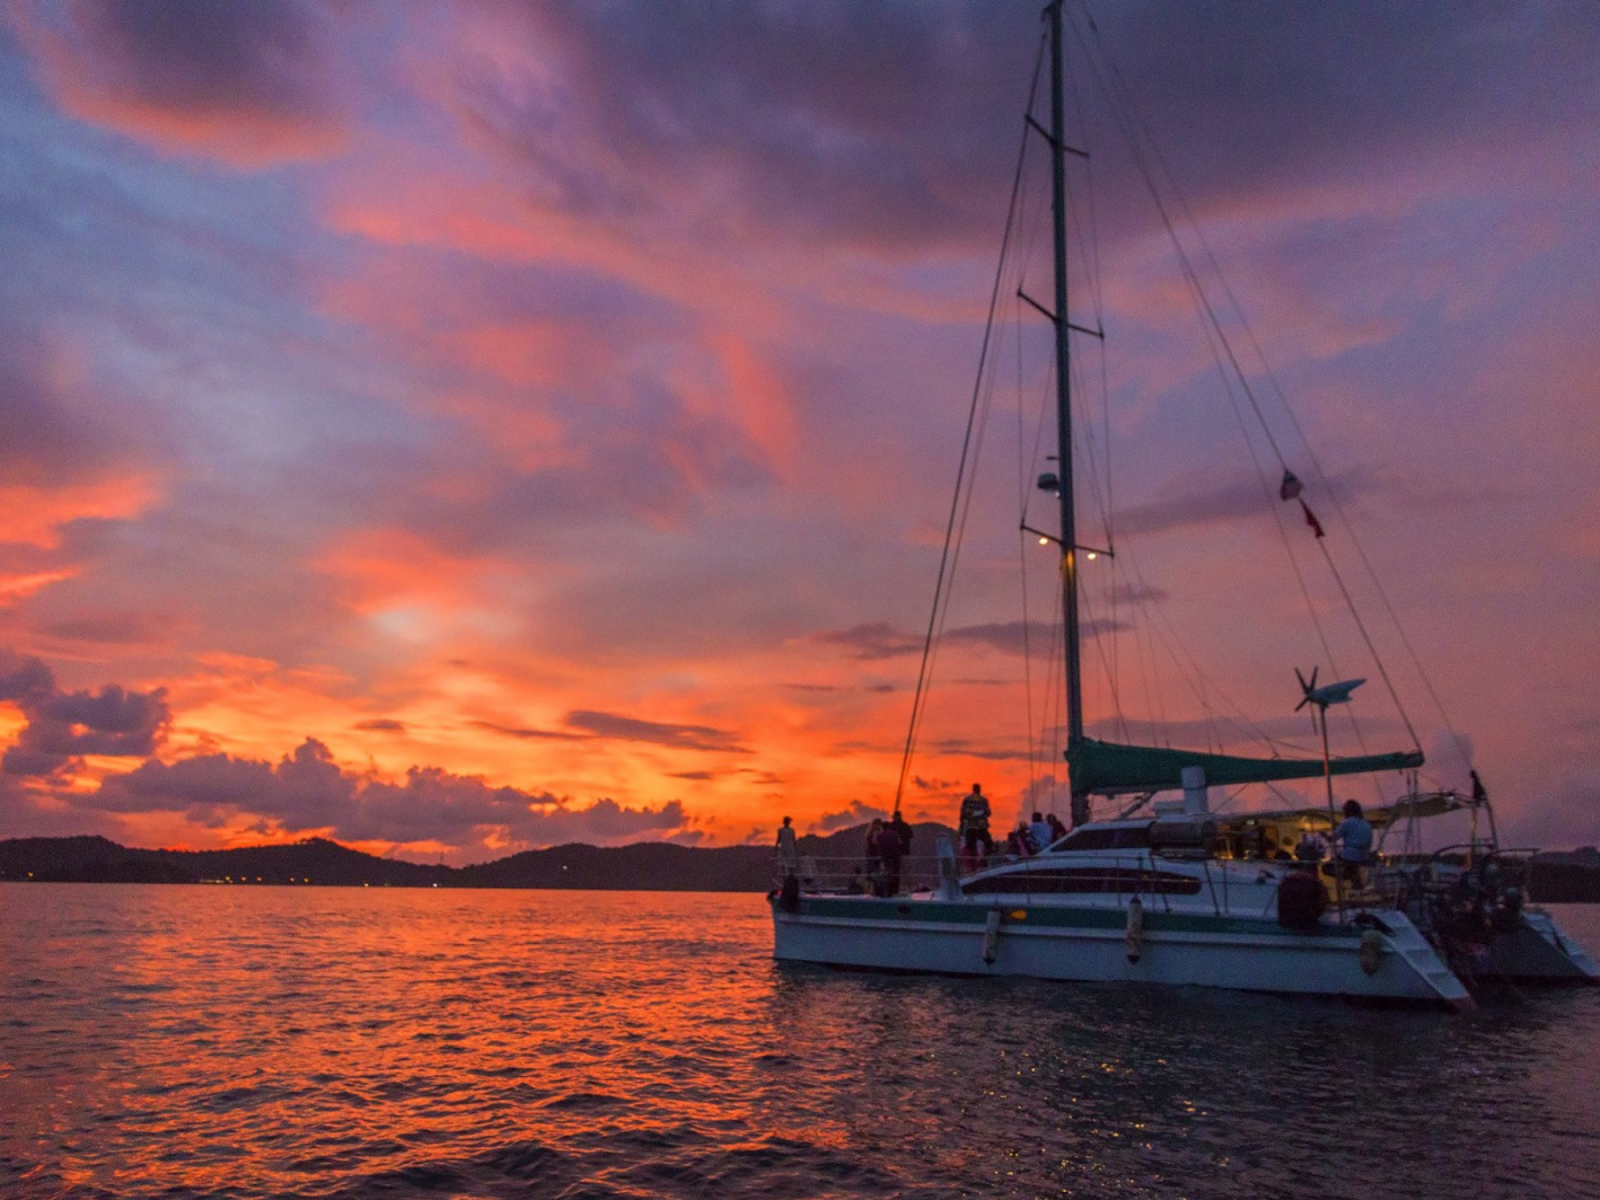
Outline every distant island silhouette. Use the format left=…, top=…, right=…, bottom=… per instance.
left=2, top=829, right=1597, bottom=900
left=0, top=823, right=951, bottom=893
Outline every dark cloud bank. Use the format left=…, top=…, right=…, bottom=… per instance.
left=17, top=0, right=344, bottom=165
left=0, top=649, right=169, bottom=778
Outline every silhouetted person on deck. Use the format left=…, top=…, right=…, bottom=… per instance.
left=1029, top=811, right=1054, bottom=852
left=776, top=815, right=799, bottom=880
left=891, top=811, right=914, bottom=865
left=1047, top=812, right=1068, bottom=846
left=875, top=823, right=903, bottom=897
left=958, top=784, right=994, bottom=870
left=866, top=818, right=884, bottom=890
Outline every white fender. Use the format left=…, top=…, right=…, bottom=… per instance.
left=982, top=909, right=1002, bottom=965
left=1126, top=897, right=1146, bottom=963
left=1359, top=928, right=1383, bottom=976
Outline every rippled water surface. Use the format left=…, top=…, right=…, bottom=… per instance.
left=2, top=886, right=1597, bottom=1199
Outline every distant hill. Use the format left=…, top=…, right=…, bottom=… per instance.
left=0, top=822, right=954, bottom=892
left=1525, top=847, right=1600, bottom=902
left=3, top=828, right=1594, bottom=899
left=0, top=834, right=445, bottom=887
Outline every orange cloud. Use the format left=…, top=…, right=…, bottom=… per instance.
left=0, top=570, right=76, bottom=600
left=43, top=88, right=342, bottom=168
left=312, top=527, right=487, bottom=618
left=0, top=476, right=160, bottom=548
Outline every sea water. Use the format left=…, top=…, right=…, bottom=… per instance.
left=1, top=885, right=1596, bottom=1199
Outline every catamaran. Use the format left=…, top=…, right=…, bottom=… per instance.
left=769, top=2, right=1596, bottom=1007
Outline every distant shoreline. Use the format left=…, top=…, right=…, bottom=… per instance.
left=4, top=829, right=1598, bottom=900
left=0, top=878, right=772, bottom=893
left=0, top=823, right=951, bottom=893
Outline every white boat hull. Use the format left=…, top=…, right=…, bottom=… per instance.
left=1489, top=910, right=1600, bottom=984
left=772, top=895, right=1472, bottom=1009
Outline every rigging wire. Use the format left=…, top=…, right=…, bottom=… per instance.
left=1091, top=50, right=1423, bottom=767
left=892, top=29, right=1048, bottom=815
left=902, top=9, right=1443, bottom=822
left=1135, top=92, right=1467, bottom=777
left=1072, top=10, right=1426, bottom=769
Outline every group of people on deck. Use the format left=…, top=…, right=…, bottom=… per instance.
left=777, top=789, right=1376, bottom=896
left=774, top=810, right=913, bottom=897
left=864, top=813, right=914, bottom=896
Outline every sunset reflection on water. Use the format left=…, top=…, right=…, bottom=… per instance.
left=2, top=885, right=1598, bottom=1198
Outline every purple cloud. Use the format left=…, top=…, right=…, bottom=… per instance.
left=40, top=611, right=173, bottom=647
left=0, top=652, right=169, bottom=778
left=1508, top=768, right=1600, bottom=851
left=468, top=720, right=587, bottom=743
left=816, top=617, right=1124, bottom=661
left=0, top=651, right=56, bottom=705
left=814, top=621, right=923, bottom=660
left=353, top=718, right=407, bottom=733
left=812, top=799, right=888, bottom=834
left=16, top=0, right=345, bottom=166
left=563, top=710, right=748, bottom=754
left=0, top=323, right=146, bottom=488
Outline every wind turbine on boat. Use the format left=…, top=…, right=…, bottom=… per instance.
left=1294, top=668, right=1366, bottom=814
left=1295, top=668, right=1366, bottom=715
left=1296, top=667, right=1366, bottom=898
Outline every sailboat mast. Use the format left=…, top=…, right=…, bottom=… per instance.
left=1047, top=2, right=1088, bottom=824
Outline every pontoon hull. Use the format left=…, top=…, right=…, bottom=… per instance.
left=772, top=896, right=1473, bottom=1009
left=1490, top=911, right=1600, bottom=984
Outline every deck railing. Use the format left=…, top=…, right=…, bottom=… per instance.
left=773, top=854, right=951, bottom=896
left=773, top=848, right=1429, bottom=921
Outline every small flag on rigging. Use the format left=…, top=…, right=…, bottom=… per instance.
left=1299, top=498, right=1325, bottom=539
left=1278, top=469, right=1303, bottom=501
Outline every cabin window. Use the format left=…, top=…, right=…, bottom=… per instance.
left=1056, top=826, right=1150, bottom=852
left=962, top=868, right=1199, bottom=896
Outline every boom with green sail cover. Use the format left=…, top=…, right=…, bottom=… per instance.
left=1067, top=738, right=1425, bottom=798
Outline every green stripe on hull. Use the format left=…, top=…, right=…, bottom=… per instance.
left=780, top=895, right=1367, bottom=941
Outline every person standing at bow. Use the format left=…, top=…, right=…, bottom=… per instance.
left=874, top=820, right=903, bottom=897
left=958, top=784, right=994, bottom=871
left=775, top=815, right=799, bottom=880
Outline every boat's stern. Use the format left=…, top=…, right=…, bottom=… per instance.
left=1357, top=911, right=1475, bottom=1011
left=1491, top=910, right=1600, bottom=984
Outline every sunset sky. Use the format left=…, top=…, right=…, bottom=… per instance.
left=1, top=1, right=1597, bottom=863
